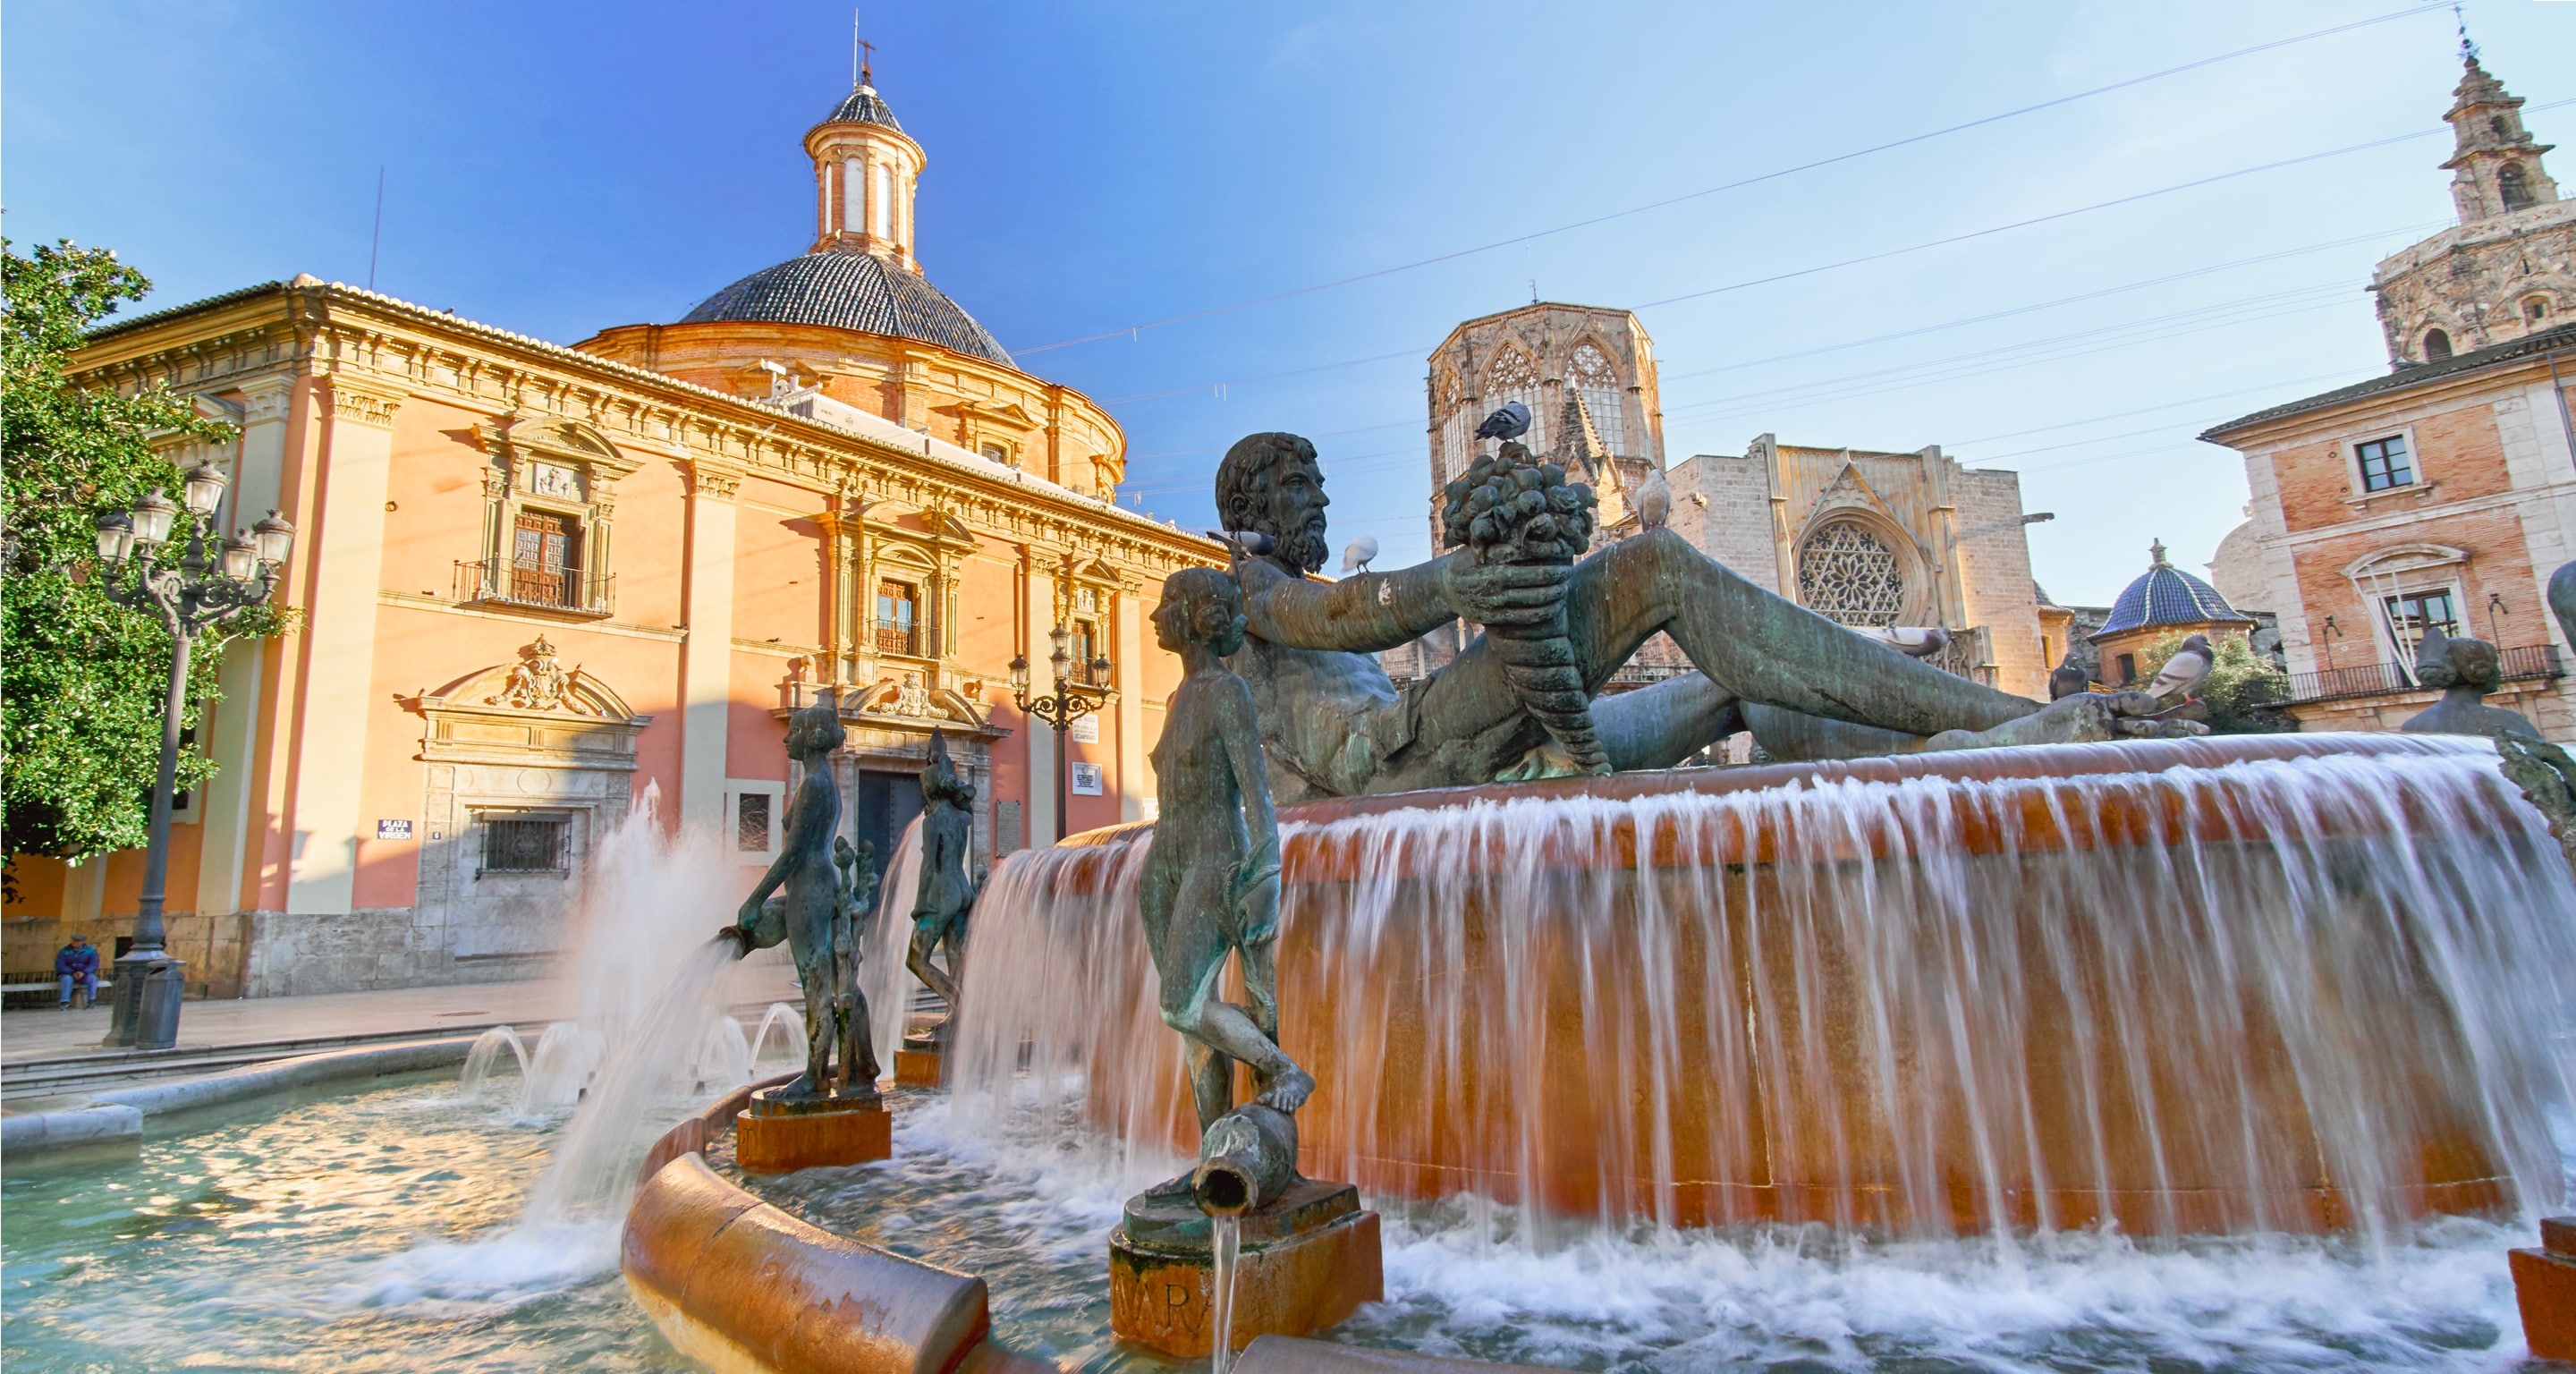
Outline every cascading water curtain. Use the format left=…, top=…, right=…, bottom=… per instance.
left=949, top=738, right=2575, bottom=1245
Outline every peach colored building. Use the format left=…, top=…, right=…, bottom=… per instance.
left=3, top=70, right=1219, bottom=997
left=2200, top=54, right=2575, bottom=741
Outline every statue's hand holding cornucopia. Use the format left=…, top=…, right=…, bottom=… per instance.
left=1439, top=440, right=1609, bottom=775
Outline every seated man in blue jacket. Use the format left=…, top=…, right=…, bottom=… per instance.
left=55, top=935, right=101, bottom=1009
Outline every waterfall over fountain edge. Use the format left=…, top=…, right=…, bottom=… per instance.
left=945, top=734, right=2576, bottom=1243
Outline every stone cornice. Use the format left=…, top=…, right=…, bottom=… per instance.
left=685, top=460, right=745, bottom=501
left=320, top=377, right=403, bottom=428
left=66, top=280, right=1217, bottom=575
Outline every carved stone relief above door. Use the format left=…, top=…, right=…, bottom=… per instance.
left=402, top=637, right=653, bottom=980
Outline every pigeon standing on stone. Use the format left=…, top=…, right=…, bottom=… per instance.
left=1476, top=402, right=1532, bottom=444
left=2145, top=633, right=2215, bottom=704
left=1635, top=466, right=1672, bottom=531
left=1340, top=535, right=1380, bottom=575
left=2048, top=658, right=2090, bottom=700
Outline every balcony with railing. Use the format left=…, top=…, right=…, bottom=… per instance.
left=1062, top=656, right=1114, bottom=691
left=875, top=616, right=922, bottom=657
left=2260, top=642, right=2563, bottom=706
left=453, top=558, right=614, bottom=619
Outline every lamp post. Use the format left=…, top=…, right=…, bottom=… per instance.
left=1008, top=624, right=1114, bottom=846
left=76, top=462, right=295, bottom=1050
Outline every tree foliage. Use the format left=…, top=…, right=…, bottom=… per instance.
left=2133, top=628, right=2297, bottom=734
left=3, top=238, right=288, bottom=861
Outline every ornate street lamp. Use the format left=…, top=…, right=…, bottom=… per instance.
left=72, top=471, right=295, bottom=1050
left=1009, top=626, right=1114, bottom=846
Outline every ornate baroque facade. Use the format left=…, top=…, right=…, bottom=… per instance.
left=2, top=71, right=1219, bottom=997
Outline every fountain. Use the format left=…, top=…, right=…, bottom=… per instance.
left=954, top=734, right=2573, bottom=1244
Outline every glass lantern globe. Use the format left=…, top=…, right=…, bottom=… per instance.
left=129, top=488, right=178, bottom=547
left=219, top=535, right=258, bottom=581
left=94, top=511, right=134, bottom=564
left=181, top=459, right=229, bottom=516
left=250, top=510, right=295, bottom=566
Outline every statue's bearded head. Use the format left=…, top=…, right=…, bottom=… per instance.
left=1215, top=432, right=1331, bottom=575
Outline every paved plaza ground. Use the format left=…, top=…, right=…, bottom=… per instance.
left=0, top=960, right=801, bottom=1065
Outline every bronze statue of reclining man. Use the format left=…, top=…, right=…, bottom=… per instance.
left=1211, top=431, right=2194, bottom=803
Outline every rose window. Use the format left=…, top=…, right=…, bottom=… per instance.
left=1798, top=521, right=1905, bottom=626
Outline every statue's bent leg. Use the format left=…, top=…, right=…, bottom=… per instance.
left=1156, top=867, right=1305, bottom=1126
left=906, top=920, right=960, bottom=1011
left=1574, top=530, right=2036, bottom=738
left=1594, top=672, right=1742, bottom=770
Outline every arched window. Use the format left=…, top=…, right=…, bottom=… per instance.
left=2489, top=115, right=2511, bottom=140
left=2424, top=328, right=2453, bottom=361
left=1570, top=342, right=1625, bottom=455
left=1484, top=347, right=1543, bottom=454
left=2499, top=163, right=2534, bottom=212
left=1436, top=368, right=1474, bottom=480
left=1797, top=521, right=1906, bottom=626
left=2526, top=297, right=2552, bottom=323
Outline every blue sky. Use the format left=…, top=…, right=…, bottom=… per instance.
left=6, top=1, right=2568, bottom=605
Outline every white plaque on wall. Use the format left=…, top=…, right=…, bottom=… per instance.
left=1070, top=762, right=1105, bottom=795
left=1071, top=715, right=1100, bottom=743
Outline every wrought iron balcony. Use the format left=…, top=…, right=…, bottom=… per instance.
left=1062, top=657, right=1114, bottom=691
left=875, top=616, right=922, bottom=657
left=2267, top=642, right=2563, bottom=705
left=453, top=557, right=614, bottom=619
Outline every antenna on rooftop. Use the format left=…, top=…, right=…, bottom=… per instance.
left=368, top=166, right=385, bottom=291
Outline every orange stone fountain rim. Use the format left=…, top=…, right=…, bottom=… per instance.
left=1058, top=734, right=2507, bottom=878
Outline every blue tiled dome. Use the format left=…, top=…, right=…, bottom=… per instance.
left=678, top=250, right=1012, bottom=365
left=820, top=81, right=902, bottom=132
left=2089, top=540, right=2255, bottom=642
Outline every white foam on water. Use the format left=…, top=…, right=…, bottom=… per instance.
left=1360, top=1213, right=2531, bottom=1371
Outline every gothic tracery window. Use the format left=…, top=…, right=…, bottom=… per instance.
left=1436, top=368, right=1474, bottom=480
left=1570, top=342, right=1625, bottom=454
left=1485, top=346, right=1544, bottom=454
left=1798, top=521, right=1906, bottom=626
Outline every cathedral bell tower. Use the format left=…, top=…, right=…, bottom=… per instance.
left=806, top=60, right=924, bottom=271
left=2441, top=54, right=2558, bottom=225
left=2368, top=47, right=2572, bottom=366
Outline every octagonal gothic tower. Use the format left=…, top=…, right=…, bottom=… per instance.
left=2370, top=53, right=2571, bottom=366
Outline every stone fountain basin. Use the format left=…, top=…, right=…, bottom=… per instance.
left=989, top=734, right=2566, bottom=1238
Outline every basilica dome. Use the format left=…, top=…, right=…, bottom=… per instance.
left=679, top=250, right=1010, bottom=365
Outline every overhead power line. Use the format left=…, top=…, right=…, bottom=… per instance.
left=1006, top=3, right=2452, bottom=358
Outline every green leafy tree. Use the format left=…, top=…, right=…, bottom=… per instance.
left=2133, top=628, right=2296, bottom=734
left=3, top=238, right=289, bottom=862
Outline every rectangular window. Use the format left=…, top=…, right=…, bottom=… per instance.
left=2354, top=435, right=2415, bottom=493
left=511, top=511, right=580, bottom=606
left=2115, top=653, right=2137, bottom=685
left=482, top=817, right=568, bottom=873
left=2384, top=588, right=2462, bottom=650
left=876, top=579, right=919, bottom=655
left=735, top=793, right=771, bottom=853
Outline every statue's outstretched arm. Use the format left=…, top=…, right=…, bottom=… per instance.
left=1236, top=551, right=1472, bottom=653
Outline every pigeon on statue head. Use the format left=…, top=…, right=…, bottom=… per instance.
left=1635, top=466, right=1672, bottom=531
left=2145, top=633, right=2215, bottom=705
left=1475, top=402, right=1532, bottom=443
left=1340, top=535, right=1380, bottom=575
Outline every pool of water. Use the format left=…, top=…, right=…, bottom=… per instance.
left=0, top=1073, right=679, bottom=1373
left=741, top=1090, right=2555, bottom=1374
left=3, top=1072, right=2555, bottom=1373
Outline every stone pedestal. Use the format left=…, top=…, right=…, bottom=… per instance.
left=1109, top=1177, right=1381, bottom=1358
left=894, top=1034, right=945, bottom=1087
left=2512, top=1215, right=2576, bottom=1362
left=733, top=1085, right=891, bottom=1174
